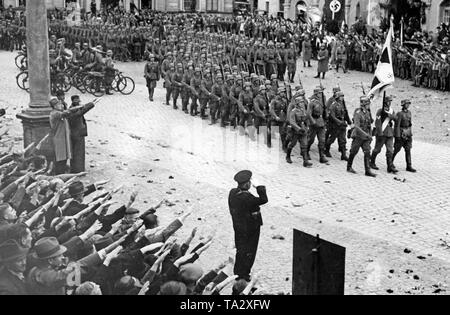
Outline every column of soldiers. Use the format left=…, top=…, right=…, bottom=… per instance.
left=140, top=25, right=417, bottom=176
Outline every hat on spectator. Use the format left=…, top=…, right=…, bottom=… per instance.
left=32, top=237, right=67, bottom=260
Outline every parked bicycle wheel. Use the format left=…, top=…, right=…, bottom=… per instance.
left=16, top=71, right=29, bottom=92
left=72, top=72, right=86, bottom=93
left=119, top=76, right=135, bottom=95
left=15, top=54, right=26, bottom=70
left=112, top=73, right=121, bottom=92
left=87, top=77, right=106, bottom=97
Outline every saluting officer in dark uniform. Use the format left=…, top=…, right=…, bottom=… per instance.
left=228, top=170, right=268, bottom=282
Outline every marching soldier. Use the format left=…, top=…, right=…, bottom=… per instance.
left=286, top=93, right=312, bottom=167
left=370, top=95, right=398, bottom=174
left=221, top=74, right=235, bottom=127
left=210, top=75, right=225, bottom=125
left=238, top=82, right=255, bottom=137
left=324, top=86, right=341, bottom=157
left=253, top=85, right=268, bottom=133
left=393, top=99, right=417, bottom=173
left=269, top=87, right=289, bottom=152
left=144, top=54, right=160, bottom=102
left=171, top=63, right=185, bottom=110
left=286, top=43, right=297, bottom=83
left=199, top=70, right=214, bottom=119
left=181, top=63, right=194, bottom=114
left=163, top=64, right=175, bottom=106
left=306, top=87, right=329, bottom=164
left=325, top=91, right=352, bottom=161
left=347, top=96, right=377, bottom=177
left=189, top=68, right=203, bottom=116
left=229, top=76, right=244, bottom=129
left=264, top=41, right=278, bottom=79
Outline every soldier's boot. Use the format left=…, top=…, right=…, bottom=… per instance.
left=387, top=153, right=398, bottom=174
left=308, top=61, right=312, bottom=67
left=302, top=152, right=313, bottom=168
left=306, top=149, right=312, bottom=161
left=405, top=150, right=417, bottom=173
left=392, top=150, right=398, bottom=170
left=286, top=148, right=293, bottom=164
left=324, top=145, right=332, bottom=158
left=340, top=150, right=349, bottom=161
left=173, top=98, right=179, bottom=110
left=314, top=72, right=320, bottom=78
left=200, top=108, right=207, bottom=119
left=319, top=149, right=329, bottom=164
left=247, top=126, right=256, bottom=141
left=364, top=153, right=377, bottom=177
left=165, top=94, right=171, bottom=105
left=369, top=152, right=379, bottom=170
left=347, top=152, right=357, bottom=174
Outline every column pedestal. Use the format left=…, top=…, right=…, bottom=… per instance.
left=16, top=0, right=53, bottom=160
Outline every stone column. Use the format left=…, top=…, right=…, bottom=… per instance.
left=345, top=2, right=351, bottom=24
left=16, top=0, right=53, bottom=158
left=284, top=1, right=291, bottom=19
left=124, top=0, right=131, bottom=12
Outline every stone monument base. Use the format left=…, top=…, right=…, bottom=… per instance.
left=16, top=109, right=54, bottom=160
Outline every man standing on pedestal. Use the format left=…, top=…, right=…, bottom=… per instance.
left=228, top=170, right=268, bottom=282
left=69, top=95, right=95, bottom=174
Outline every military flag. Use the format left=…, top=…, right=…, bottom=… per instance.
left=367, top=18, right=395, bottom=98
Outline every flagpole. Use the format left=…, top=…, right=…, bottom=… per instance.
left=401, top=16, right=404, bottom=47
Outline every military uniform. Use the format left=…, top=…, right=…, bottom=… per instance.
left=228, top=170, right=268, bottom=281
left=253, top=86, right=268, bottom=132
left=144, top=57, right=160, bottom=101
left=286, top=96, right=312, bottom=167
left=325, top=92, right=351, bottom=161
left=210, top=78, right=225, bottom=125
left=237, top=85, right=254, bottom=132
left=307, top=89, right=328, bottom=163
left=347, top=96, right=376, bottom=177
left=393, top=100, right=416, bottom=172
left=370, top=97, right=398, bottom=173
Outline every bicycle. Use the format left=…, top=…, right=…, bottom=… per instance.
left=15, top=51, right=27, bottom=70
left=113, top=71, right=135, bottom=95
left=16, top=70, right=29, bottom=92
left=50, top=70, right=72, bottom=95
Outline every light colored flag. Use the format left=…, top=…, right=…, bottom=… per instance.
left=368, top=20, right=395, bottom=98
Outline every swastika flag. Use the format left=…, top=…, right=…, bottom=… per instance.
left=368, top=23, right=395, bottom=97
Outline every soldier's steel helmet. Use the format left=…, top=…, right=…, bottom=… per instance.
left=401, top=99, right=411, bottom=106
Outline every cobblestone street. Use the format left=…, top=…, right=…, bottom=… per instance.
left=2, top=51, right=450, bottom=294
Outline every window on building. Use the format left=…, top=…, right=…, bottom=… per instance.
left=441, top=0, right=450, bottom=24
left=280, top=0, right=285, bottom=12
left=206, top=0, right=218, bottom=11
left=356, top=3, right=361, bottom=21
